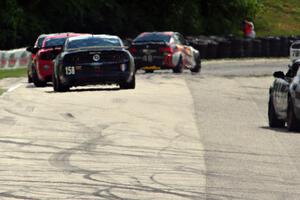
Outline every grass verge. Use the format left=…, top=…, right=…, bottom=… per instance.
left=0, top=88, right=4, bottom=95
left=256, top=0, right=300, bottom=36
left=0, top=68, right=27, bottom=80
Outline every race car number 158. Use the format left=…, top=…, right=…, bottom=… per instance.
left=65, top=66, right=75, bottom=75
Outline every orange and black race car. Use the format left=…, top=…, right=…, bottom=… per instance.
left=129, top=32, right=201, bottom=73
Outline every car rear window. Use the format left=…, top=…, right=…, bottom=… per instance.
left=134, top=33, right=171, bottom=43
left=66, top=37, right=122, bottom=49
left=37, top=36, right=46, bottom=48
left=45, top=38, right=66, bottom=48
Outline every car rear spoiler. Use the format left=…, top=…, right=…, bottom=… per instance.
left=66, top=46, right=128, bottom=52
left=26, top=45, right=64, bottom=54
left=131, top=41, right=168, bottom=45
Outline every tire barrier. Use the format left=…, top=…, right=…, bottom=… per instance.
left=206, top=41, right=218, bottom=59
left=0, top=48, right=31, bottom=69
left=269, top=36, right=281, bottom=57
left=2, top=36, right=300, bottom=64
left=230, top=39, right=244, bottom=58
left=243, top=39, right=253, bottom=57
left=252, top=39, right=262, bottom=57
left=280, top=36, right=289, bottom=57
left=260, top=37, right=271, bottom=57
left=197, top=42, right=208, bottom=60
left=217, top=40, right=231, bottom=58
left=184, top=35, right=300, bottom=59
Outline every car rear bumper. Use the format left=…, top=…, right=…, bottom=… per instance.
left=37, top=60, right=54, bottom=81
left=134, top=55, right=175, bottom=69
left=60, top=72, right=132, bottom=87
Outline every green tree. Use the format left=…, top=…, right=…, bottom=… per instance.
left=200, top=0, right=261, bottom=35
left=0, top=0, right=262, bottom=49
left=0, top=0, right=24, bottom=49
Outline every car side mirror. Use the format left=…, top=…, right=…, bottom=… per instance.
left=273, top=71, right=285, bottom=79
left=26, top=46, right=39, bottom=54
left=26, top=46, right=33, bottom=53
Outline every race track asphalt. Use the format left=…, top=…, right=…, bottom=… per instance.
left=1, top=58, right=300, bottom=199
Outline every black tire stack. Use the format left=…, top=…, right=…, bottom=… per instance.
left=216, top=37, right=231, bottom=58
left=206, top=40, right=218, bottom=59
left=184, top=35, right=300, bottom=59
left=252, top=39, right=262, bottom=57
left=243, top=39, right=253, bottom=57
left=230, top=38, right=244, bottom=58
left=269, top=36, right=281, bottom=57
left=280, top=36, right=289, bottom=57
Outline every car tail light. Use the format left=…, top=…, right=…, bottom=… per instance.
left=159, top=47, right=173, bottom=54
left=129, top=47, right=137, bottom=55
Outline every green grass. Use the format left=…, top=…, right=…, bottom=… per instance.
left=0, top=68, right=27, bottom=80
left=256, top=0, right=300, bottom=36
left=0, top=88, right=4, bottom=95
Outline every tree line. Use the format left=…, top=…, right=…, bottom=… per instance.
left=0, top=0, right=261, bottom=49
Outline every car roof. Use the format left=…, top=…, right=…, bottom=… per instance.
left=138, top=32, right=175, bottom=37
left=44, top=33, right=81, bottom=40
left=34, top=33, right=58, bottom=47
left=37, top=33, right=57, bottom=39
left=42, top=33, right=88, bottom=47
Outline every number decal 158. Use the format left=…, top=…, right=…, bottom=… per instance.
left=65, top=66, right=75, bottom=75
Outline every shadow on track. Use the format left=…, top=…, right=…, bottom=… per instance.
left=260, top=126, right=300, bottom=134
left=46, top=87, right=120, bottom=94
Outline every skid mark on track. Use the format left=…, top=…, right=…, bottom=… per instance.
left=61, top=112, right=75, bottom=120
left=49, top=124, right=110, bottom=174
left=0, top=116, right=16, bottom=125
left=85, top=171, right=205, bottom=200
left=0, top=192, right=36, bottom=200
left=4, top=108, right=63, bottom=123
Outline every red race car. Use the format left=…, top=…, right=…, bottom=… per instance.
left=27, top=33, right=85, bottom=87
left=27, top=33, right=55, bottom=83
left=129, top=32, right=201, bottom=73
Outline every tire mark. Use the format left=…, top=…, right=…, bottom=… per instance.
left=0, top=191, right=37, bottom=200
left=4, top=108, right=63, bottom=123
left=49, top=124, right=110, bottom=174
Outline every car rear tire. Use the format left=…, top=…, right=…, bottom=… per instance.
left=190, top=54, right=201, bottom=73
left=52, top=74, right=69, bottom=92
left=287, top=99, right=300, bottom=131
left=268, top=96, right=285, bottom=128
left=27, top=73, right=33, bottom=83
left=173, top=56, right=183, bottom=73
left=32, top=70, right=46, bottom=87
left=120, top=76, right=135, bottom=90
